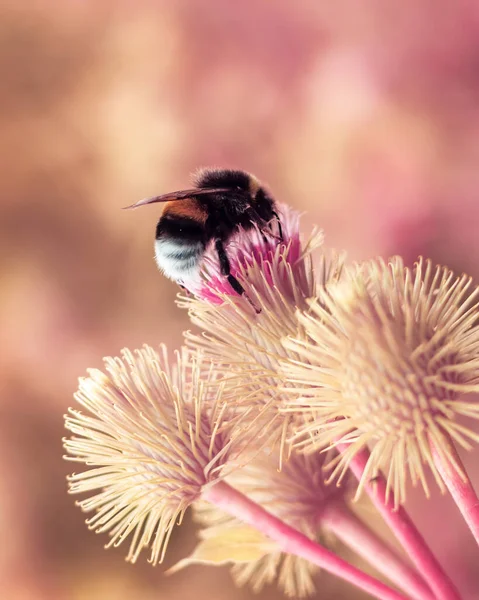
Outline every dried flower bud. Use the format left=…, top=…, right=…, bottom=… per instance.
left=283, top=257, right=479, bottom=504
left=64, top=345, right=246, bottom=564
left=172, top=449, right=348, bottom=597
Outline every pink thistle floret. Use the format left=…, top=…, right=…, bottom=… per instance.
left=185, top=204, right=307, bottom=305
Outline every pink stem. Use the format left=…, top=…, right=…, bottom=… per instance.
left=202, top=480, right=406, bottom=600
left=338, top=445, right=460, bottom=600
left=429, top=435, right=479, bottom=546
left=322, top=502, right=434, bottom=600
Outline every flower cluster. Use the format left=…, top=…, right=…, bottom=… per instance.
left=64, top=200, right=479, bottom=599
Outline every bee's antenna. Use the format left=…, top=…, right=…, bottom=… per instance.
left=122, top=188, right=231, bottom=210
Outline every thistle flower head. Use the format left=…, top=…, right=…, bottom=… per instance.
left=171, top=449, right=349, bottom=597
left=186, top=204, right=316, bottom=305
left=181, top=205, right=344, bottom=458
left=64, top=345, right=246, bottom=564
left=283, top=257, right=479, bottom=503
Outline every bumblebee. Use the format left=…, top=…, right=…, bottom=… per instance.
left=125, top=168, right=281, bottom=299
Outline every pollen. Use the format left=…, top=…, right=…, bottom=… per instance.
left=282, top=257, right=479, bottom=504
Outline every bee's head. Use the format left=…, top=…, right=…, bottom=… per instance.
left=194, top=168, right=262, bottom=202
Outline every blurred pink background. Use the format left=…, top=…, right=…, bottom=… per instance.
left=1, top=1, right=479, bottom=598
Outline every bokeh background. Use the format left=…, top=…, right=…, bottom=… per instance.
left=2, top=1, right=479, bottom=598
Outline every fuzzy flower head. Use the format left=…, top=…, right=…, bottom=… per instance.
left=186, top=203, right=320, bottom=306
left=64, top=345, right=246, bottom=565
left=171, top=449, right=349, bottom=597
left=181, top=205, right=344, bottom=458
left=283, top=257, right=479, bottom=504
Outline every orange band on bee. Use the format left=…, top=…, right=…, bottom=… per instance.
left=162, top=200, right=208, bottom=223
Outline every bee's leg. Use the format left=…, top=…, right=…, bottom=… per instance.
left=215, top=239, right=245, bottom=295
left=178, top=284, right=191, bottom=296
left=263, top=227, right=282, bottom=243
left=272, top=210, right=283, bottom=240
left=215, top=239, right=261, bottom=313
left=247, top=208, right=277, bottom=244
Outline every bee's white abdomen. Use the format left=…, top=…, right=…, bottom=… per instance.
left=154, top=239, right=204, bottom=283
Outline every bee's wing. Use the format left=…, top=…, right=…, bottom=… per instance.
left=123, top=188, right=230, bottom=210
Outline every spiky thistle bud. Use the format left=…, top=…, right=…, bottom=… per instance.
left=282, top=256, right=479, bottom=504
left=64, top=345, right=247, bottom=564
